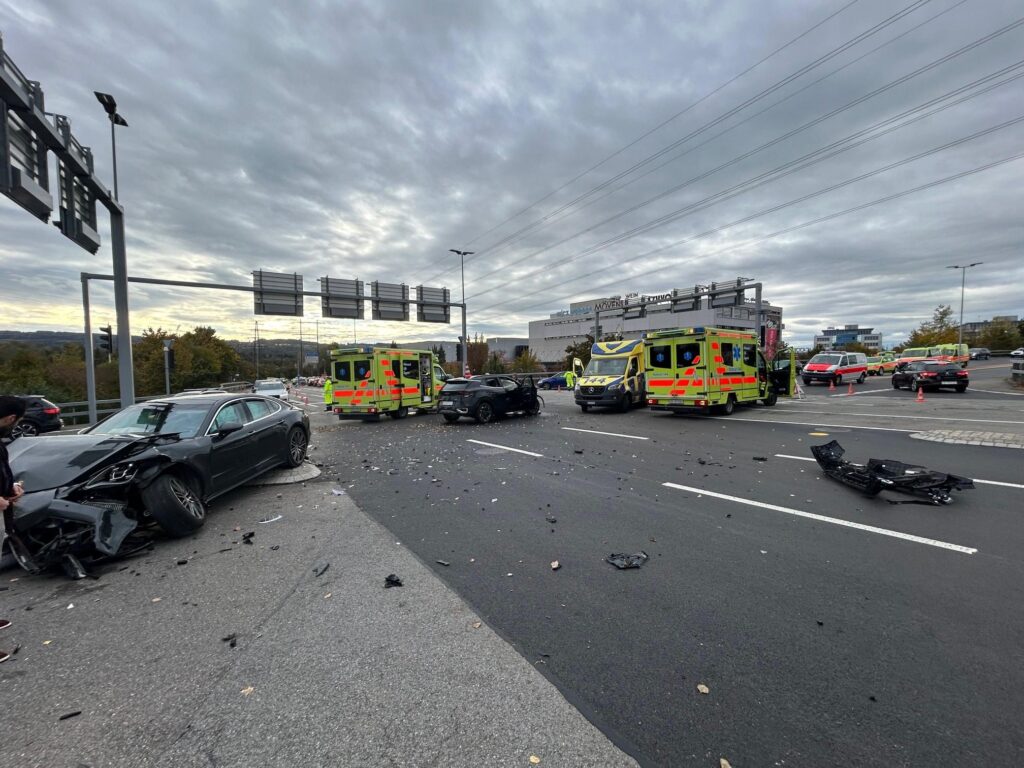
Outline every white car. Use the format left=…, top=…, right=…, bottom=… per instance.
left=1011, top=348, right=1024, bottom=357
left=253, top=379, right=290, bottom=399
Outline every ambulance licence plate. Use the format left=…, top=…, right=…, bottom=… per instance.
left=441, top=400, right=454, bottom=407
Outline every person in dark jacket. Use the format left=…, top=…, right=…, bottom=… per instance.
left=0, top=396, right=27, bottom=660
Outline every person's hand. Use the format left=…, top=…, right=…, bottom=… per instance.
left=11, top=482, right=24, bottom=499
left=0, top=497, right=9, bottom=512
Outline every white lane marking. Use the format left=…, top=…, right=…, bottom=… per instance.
left=711, top=416, right=915, bottom=433
left=773, top=408, right=1024, bottom=426
left=466, top=439, right=543, bottom=457
left=773, top=454, right=1024, bottom=490
left=661, top=482, right=977, bottom=554
left=969, top=387, right=1024, bottom=397
left=561, top=427, right=649, bottom=441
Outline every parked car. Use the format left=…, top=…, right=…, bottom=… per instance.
left=9, top=395, right=63, bottom=438
left=253, top=378, right=289, bottom=399
left=891, top=360, right=969, bottom=393
left=438, top=375, right=541, bottom=423
left=969, top=348, right=990, bottom=360
left=537, top=372, right=568, bottom=389
left=1011, top=348, right=1024, bottom=358
left=4, top=393, right=310, bottom=575
left=865, top=356, right=897, bottom=376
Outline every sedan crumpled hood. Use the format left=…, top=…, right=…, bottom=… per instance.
left=7, top=433, right=145, bottom=491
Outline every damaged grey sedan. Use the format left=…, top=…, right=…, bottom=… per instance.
left=4, top=393, right=309, bottom=577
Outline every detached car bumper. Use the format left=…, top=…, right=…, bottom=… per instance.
left=8, top=489, right=138, bottom=574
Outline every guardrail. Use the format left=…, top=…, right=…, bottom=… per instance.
left=56, top=382, right=253, bottom=426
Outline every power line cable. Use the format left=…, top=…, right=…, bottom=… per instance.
left=467, top=15, right=1024, bottom=296
left=419, top=0, right=933, bottom=286
left=478, top=150, right=1024, bottom=320
left=472, top=115, right=1024, bottom=319
left=453, top=0, right=969, bottom=270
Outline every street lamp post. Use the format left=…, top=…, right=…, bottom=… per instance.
left=449, top=249, right=474, bottom=374
left=946, top=262, right=983, bottom=348
left=94, top=92, right=128, bottom=201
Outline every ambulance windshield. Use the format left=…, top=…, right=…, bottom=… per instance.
left=586, top=358, right=627, bottom=376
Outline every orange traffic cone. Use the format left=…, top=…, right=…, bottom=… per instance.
left=915, top=386, right=925, bottom=403
left=829, top=379, right=836, bottom=392
left=847, top=383, right=854, bottom=396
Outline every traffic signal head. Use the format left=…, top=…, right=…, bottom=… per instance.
left=99, top=325, right=113, bottom=353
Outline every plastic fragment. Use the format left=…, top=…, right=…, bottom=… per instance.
left=720, top=759, right=733, bottom=768
left=221, top=633, right=238, bottom=648
left=384, top=574, right=403, bottom=588
left=436, top=560, right=450, bottom=567
left=605, top=552, right=648, bottom=569
left=697, top=683, right=710, bottom=694
left=258, top=515, right=283, bottom=524
left=752, top=456, right=768, bottom=461
left=313, top=562, right=330, bottom=577
left=66, top=603, right=74, bottom=610
left=472, top=621, right=482, bottom=629
left=151, top=597, right=162, bottom=603
left=242, top=532, right=255, bottom=545
left=241, top=686, right=255, bottom=695
left=550, top=561, right=560, bottom=570
left=59, top=711, right=82, bottom=721
left=530, top=757, right=541, bottom=765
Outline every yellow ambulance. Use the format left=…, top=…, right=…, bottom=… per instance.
left=329, top=346, right=448, bottom=421
left=644, top=327, right=777, bottom=415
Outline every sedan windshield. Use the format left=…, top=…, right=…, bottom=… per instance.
left=91, top=402, right=209, bottom=438
left=585, top=358, right=627, bottom=376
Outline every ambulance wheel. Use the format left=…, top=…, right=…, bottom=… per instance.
left=763, top=390, right=778, bottom=407
left=391, top=406, right=409, bottom=419
left=474, top=401, right=495, bottom=424
left=618, top=393, right=630, bottom=413
left=857, top=372, right=866, bottom=384
left=720, top=396, right=736, bottom=416
left=442, top=414, right=460, bottom=423
left=579, top=404, right=590, bottom=413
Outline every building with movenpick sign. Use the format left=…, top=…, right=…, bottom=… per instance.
left=528, top=281, right=783, bottom=365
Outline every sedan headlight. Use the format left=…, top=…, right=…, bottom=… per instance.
left=86, top=462, right=139, bottom=488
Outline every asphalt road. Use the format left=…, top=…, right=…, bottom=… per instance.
left=316, top=381, right=1024, bottom=767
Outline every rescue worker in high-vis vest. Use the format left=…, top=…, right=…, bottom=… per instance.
left=323, top=378, right=333, bottom=411
left=564, top=370, right=576, bottom=389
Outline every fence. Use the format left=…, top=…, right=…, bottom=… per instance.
left=56, top=381, right=253, bottom=426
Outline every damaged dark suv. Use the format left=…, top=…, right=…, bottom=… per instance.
left=4, top=393, right=309, bottom=576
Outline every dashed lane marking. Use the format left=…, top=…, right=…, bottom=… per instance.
left=466, top=439, right=543, bottom=457
left=661, top=482, right=977, bottom=555
left=710, top=416, right=915, bottom=433
left=561, top=427, right=650, bottom=440
left=772, top=409, right=1024, bottom=426
left=774, top=454, right=1024, bottom=490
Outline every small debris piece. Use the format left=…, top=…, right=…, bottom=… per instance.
left=61, top=553, right=89, bottom=580
left=817, top=620, right=824, bottom=626
left=258, top=515, right=283, bottom=524
left=384, top=574, right=403, bottom=588
left=605, top=551, right=648, bottom=569
left=491, top=498, right=498, bottom=503
left=43, top=640, right=52, bottom=645
left=313, top=562, right=330, bottom=578
left=233, top=526, right=241, bottom=532
left=551, top=561, right=560, bottom=571
left=472, top=621, right=482, bottom=629
left=697, top=683, right=710, bottom=694
left=219, top=548, right=233, bottom=553
left=752, top=456, right=768, bottom=462
left=221, top=633, right=238, bottom=648
left=332, top=488, right=345, bottom=496
left=241, top=686, right=255, bottom=696
left=177, top=559, right=189, bottom=566
left=545, top=515, right=557, bottom=524
left=760, top=550, right=767, bottom=555
left=530, top=757, right=541, bottom=765
left=869, top=695, right=877, bottom=702
left=66, top=603, right=74, bottom=610
left=151, top=597, right=162, bottom=603
left=720, top=759, right=733, bottom=768
left=435, top=560, right=450, bottom=567
left=59, top=711, right=82, bottom=721
left=574, top=449, right=584, bottom=454
left=324, top=592, right=332, bottom=599
left=242, top=532, right=255, bottom=545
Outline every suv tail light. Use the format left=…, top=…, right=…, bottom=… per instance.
left=43, top=407, right=60, bottom=415
left=956, top=370, right=968, bottom=377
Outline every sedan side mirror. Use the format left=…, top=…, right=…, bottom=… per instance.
left=214, top=421, right=244, bottom=439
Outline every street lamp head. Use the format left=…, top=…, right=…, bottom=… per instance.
left=112, top=113, right=128, bottom=127
left=94, top=91, right=117, bottom=115
left=449, top=249, right=474, bottom=257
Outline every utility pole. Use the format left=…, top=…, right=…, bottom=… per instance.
left=254, top=320, right=260, bottom=378
left=449, top=249, right=473, bottom=373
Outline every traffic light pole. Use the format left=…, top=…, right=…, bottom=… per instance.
left=108, top=204, right=135, bottom=406
left=81, top=274, right=98, bottom=424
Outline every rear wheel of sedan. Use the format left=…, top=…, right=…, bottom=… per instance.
left=143, top=472, right=205, bottom=537
left=474, top=401, right=495, bottom=424
left=285, top=426, right=308, bottom=468
left=956, top=384, right=968, bottom=393
left=442, top=414, right=460, bottom=423
left=11, top=421, right=38, bottom=438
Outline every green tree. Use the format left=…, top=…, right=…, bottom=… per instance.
left=979, top=318, right=1022, bottom=351
left=467, top=341, right=488, bottom=373
left=482, top=351, right=507, bottom=373
left=431, top=344, right=447, bottom=364
left=907, top=304, right=958, bottom=347
left=563, top=335, right=594, bottom=371
left=512, top=349, right=541, bottom=372
left=133, top=328, right=174, bottom=396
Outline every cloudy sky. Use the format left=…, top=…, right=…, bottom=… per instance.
left=1, top=0, right=1021, bottom=348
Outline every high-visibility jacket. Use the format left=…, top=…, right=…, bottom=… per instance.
left=323, top=379, right=333, bottom=404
